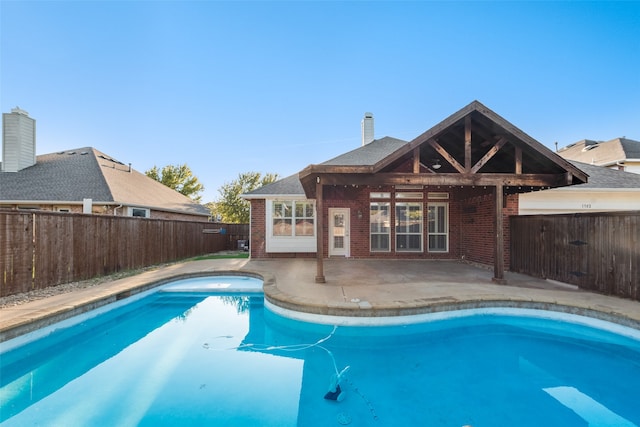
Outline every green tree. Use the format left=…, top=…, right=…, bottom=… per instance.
left=146, top=164, right=205, bottom=202
left=214, top=171, right=279, bottom=223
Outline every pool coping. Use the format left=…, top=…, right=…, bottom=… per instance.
left=1, top=258, right=639, bottom=342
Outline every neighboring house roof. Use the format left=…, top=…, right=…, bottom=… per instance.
left=562, top=161, right=640, bottom=190
left=0, top=147, right=210, bottom=216
left=557, top=137, right=640, bottom=165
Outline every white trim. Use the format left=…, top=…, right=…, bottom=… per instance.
left=427, top=202, right=449, bottom=253
left=395, top=202, right=423, bottom=252
left=329, top=208, right=350, bottom=257
left=265, top=199, right=316, bottom=253
left=370, top=201, right=391, bottom=252
left=396, top=192, right=423, bottom=199
left=242, top=193, right=306, bottom=200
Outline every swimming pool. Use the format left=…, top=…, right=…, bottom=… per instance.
left=1, top=276, right=639, bottom=426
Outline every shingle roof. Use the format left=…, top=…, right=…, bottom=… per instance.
left=243, top=173, right=305, bottom=197
left=0, top=147, right=210, bottom=216
left=320, top=136, right=408, bottom=166
left=243, top=137, right=408, bottom=197
left=558, top=138, right=640, bottom=165
left=621, top=138, right=640, bottom=158
left=567, top=161, right=640, bottom=189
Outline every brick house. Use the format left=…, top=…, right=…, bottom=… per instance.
left=243, top=101, right=588, bottom=282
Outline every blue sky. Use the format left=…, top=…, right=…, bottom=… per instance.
left=2, top=1, right=639, bottom=203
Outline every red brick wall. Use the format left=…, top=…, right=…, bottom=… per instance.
left=251, top=186, right=519, bottom=262
left=249, top=199, right=266, bottom=258
left=460, top=191, right=517, bottom=267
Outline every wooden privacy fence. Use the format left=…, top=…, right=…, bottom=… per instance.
left=510, top=211, right=639, bottom=301
left=0, top=211, right=249, bottom=297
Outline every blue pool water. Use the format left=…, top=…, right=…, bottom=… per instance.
left=1, top=276, right=639, bottom=427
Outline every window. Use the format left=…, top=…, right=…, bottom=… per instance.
left=396, top=192, right=423, bottom=199
left=128, top=207, right=149, bottom=218
left=427, top=192, right=449, bottom=200
left=370, top=202, right=390, bottom=251
left=370, top=192, right=391, bottom=199
left=272, top=201, right=315, bottom=237
left=427, top=203, right=448, bottom=252
left=272, top=201, right=292, bottom=236
left=395, top=203, right=422, bottom=251
left=294, top=202, right=315, bottom=236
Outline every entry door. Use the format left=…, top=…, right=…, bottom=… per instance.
left=329, top=208, right=350, bottom=257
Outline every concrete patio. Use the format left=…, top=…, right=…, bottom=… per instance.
left=2, top=257, right=639, bottom=342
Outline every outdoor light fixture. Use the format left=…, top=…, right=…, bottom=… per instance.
left=357, top=210, right=363, bottom=219
left=432, top=159, right=442, bottom=170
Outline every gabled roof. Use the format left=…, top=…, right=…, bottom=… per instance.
left=298, top=101, right=588, bottom=197
left=0, top=147, right=210, bottom=216
left=558, top=137, right=640, bottom=165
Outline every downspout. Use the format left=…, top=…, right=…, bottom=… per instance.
left=113, top=204, right=123, bottom=216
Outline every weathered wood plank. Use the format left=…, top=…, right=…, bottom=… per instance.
left=510, top=212, right=639, bottom=301
left=0, top=211, right=247, bottom=297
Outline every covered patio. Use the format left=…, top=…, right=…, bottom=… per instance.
left=297, top=101, right=588, bottom=284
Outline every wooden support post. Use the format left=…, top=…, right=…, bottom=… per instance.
left=515, top=146, right=522, bottom=174
left=315, top=177, right=325, bottom=283
left=465, top=115, right=472, bottom=172
left=413, top=147, right=420, bottom=173
left=493, top=183, right=506, bottom=284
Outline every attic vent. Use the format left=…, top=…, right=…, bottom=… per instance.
left=67, top=151, right=76, bottom=155
left=581, top=145, right=598, bottom=152
left=57, top=151, right=65, bottom=155
left=80, top=151, right=88, bottom=155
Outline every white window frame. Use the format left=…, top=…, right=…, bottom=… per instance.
left=370, top=202, right=391, bottom=252
left=427, top=202, right=449, bottom=252
left=395, top=202, right=423, bottom=252
left=294, top=201, right=315, bottom=237
left=271, top=200, right=315, bottom=238
left=266, top=198, right=316, bottom=253
left=272, top=200, right=294, bottom=236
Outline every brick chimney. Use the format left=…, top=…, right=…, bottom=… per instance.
left=2, top=107, right=36, bottom=172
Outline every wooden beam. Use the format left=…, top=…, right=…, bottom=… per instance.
left=315, top=177, right=325, bottom=283
left=515, top=146, right=522, bottom=174
left=428, top=139, right=466, bottom=173
left=465, top=116, right=472, bottom=172
left=493, top=183, right=506, bottom=284
left=413, top=147, right=420, bottom=173
left=318, top=172, right=567, bottom=188
left=470, top=137, right=508, bottom=174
